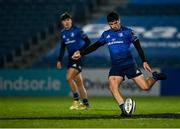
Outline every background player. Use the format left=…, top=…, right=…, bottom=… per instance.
left=57, top=12, right=91, bottom=110
left=72, top=12, right=166, bottom=116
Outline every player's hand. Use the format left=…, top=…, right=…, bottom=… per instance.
left=143, top=62, right=152, bottom=72
left=72, top=51, right=81, bottom=60
left=57, top=61, right=62, bottom=69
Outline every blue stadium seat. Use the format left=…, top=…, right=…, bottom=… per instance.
left=0, top=0, right=93, bottom=68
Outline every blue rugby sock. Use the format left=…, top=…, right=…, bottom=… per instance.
left=82, top=98, right=89, bottom=106
left=152, top=76, right=158, bottom=81
left=73, top=92, right=79, bottom=101
left=119, top=104, right=124, bottom=112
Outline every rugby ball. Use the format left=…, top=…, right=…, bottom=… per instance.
left=124, top=98, right=136, bottom=115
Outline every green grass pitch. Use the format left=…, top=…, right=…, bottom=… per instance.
left=0, top=96, right=180, bottom=128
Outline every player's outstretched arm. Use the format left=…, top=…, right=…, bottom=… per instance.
left=72, top=41, right=102, bottom=60
left=133, top=39, right=152, bottom=72
left=79, top=36, right=91, bottom=51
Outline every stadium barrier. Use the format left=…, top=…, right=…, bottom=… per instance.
left=0, top=69, right=70, bottom=96
left=0, top=68, right=179, bottom=96
left=3, top=68, right=178, bottom=96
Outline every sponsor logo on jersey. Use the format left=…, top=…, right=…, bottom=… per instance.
left=118, top=33, right=123, bottom=37
left=107, top=40, right=124, bottom=45
left=71, top=32, right=74, bottom=37
left=65, top=40, right=76, bottom=44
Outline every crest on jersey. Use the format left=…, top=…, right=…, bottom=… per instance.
left=62, top=35, right=66, bottom=39
left=71, top=32, right=74, bottom=37
left=118, top=33, right=123, bottom=37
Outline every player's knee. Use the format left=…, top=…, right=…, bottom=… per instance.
left=140, top=85, right=149, bottom=91
left=108, top=78, right=118, bottom=92
left=108, top=84, right=118, bottom=92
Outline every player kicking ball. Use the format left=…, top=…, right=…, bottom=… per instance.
left=57, top=12, right=91, bottom=110
left=72, top=12, right=167, bottom=116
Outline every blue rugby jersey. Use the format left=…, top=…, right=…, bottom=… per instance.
left=60, top=26, right=87, bottom=56
left=98, top=26, right=138, bottom=67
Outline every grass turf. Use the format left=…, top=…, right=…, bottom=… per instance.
left=0, top=96, right=180, bottom=128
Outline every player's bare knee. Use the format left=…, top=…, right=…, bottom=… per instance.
left=140, top=84, right=149, bottom=91
left=108, top=78, right=118, bottom=91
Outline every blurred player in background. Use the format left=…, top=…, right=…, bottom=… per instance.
left=57, top=12, right=91, bottom=110
left=72, top=12, right=167, bottom=116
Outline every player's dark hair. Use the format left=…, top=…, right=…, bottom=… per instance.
left=60, top=12, right=72, bottom=21
left=107, top=12, right=119, bottom=22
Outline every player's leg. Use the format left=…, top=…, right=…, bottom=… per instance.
left=75, top=73, right=89, bottom=108
left=75, top=73, right=87, bottom=99
left=67, top=58, right=82, bottom=101
left=133, top=72, right=167, bottom=90
left=132, top=75, right=156, bottom=90
left=66, top=68, right=79, bottom=95
left=127, top=65, right=166, bottom=91
left=66, top=68, right=81, bottom=109
left=70, top=58, right=89, bottom=108
left=108, top=76, right=124, bottom=105
left=108, top=67, right=127, bottom=116
left=109, top=76, right=130, bottom=116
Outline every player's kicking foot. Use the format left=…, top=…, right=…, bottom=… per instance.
left=69, top=100, right=81, bottom=110
left=152, top=71, right=167, bottom=80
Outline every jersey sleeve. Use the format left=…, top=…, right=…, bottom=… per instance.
left=78, top=28, right=88, bottom=39
left=130, top=29, right=139, bottom=43
left=58, top=32, right=66, bottom=61
left=60, top=32, right=64, bottom=42
left=98, top=32, right=107, bottom=45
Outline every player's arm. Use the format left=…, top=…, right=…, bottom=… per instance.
left=77, top=28, right=91, bottom=51
left=133, top=39, right=152, bottom=72
left=79, top=36, right=91, bottom=51
left=57, top=41, right=65, bottom=69
left=133, top=39, right=146, bottom=63
left=72, top=41, right=103, bottom=59
left=81, top=41, right=102, bottom=56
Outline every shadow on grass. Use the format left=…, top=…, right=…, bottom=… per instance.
left=0, top=113, right=180, bottom=120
